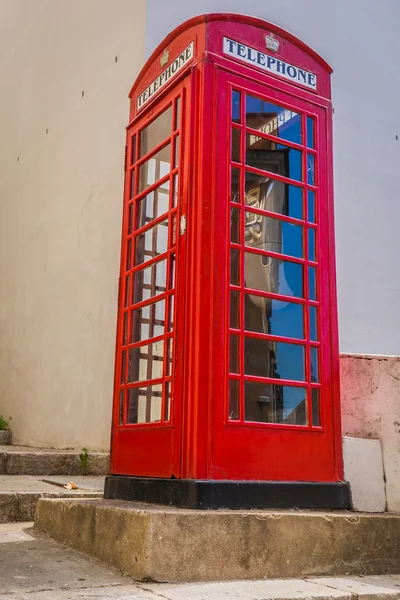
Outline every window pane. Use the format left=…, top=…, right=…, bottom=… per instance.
left=230, top=291, right=241, bottom=329
left=136, top=184, right=170, bottom=229
left=132, top=259, right=167, bottom=304
left=127, top=383, right=162, bottom=424
left=230, top=248, right=240, bottom=285
left=307, top=154, right=315, bottom=186
left=131, top=135, right=137, bottom=165
left=309, top=267, right=317, bottom=300
left=311, top=347, right=319, bottom=383
left=139, top=106, right=172, bottom=158
left=246, top=95, right=302, bottom=145
left=134, top=219, right=168, bottom=267
left=307, top=116, right=315, bottom=149
left=232, top=128, right=241, bottom=162
left=164, top=381, right=171, bottom=421
left=119, top=390, right=124, bottom=425
left=230, top=335, right=240, bottom=374
left=128, top=340, right=164, bottom=383
left=244, top=211, right=303, bottom=258
left=138, top=144, right=171, bottom=193
left=244, top=382, right=307, bottom=425
left=244, top=252, right=304, bottom=298
left=131, top=298, right=165, bottom=344
left=244, top=337, right=305, bottom=381
left=174, top=98, right=181, bottom=130
left=245, top=171, right=303, bottom=220
left=308, top=228, right=316, bottom=262
left=309, top=306, right=318, bottom=341
left=308, top=190, right=316, bottom=223
left=231, top=167, right=241, bottom=203
left=311, top=388, right=320, bottom=426
left=231, top=208, right=240, bottom=244
left=245, top=295, right=304, bottom=339
left=232, top=90, right=241, bottom=124
left=229, top=379, right=240, bottom=420
left=246, top=135, right=302, bottom=182
left=173, top=135, right=180, bottom=169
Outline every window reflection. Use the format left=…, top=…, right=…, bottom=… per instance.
left=244, top=338, right=305, bottom=381
left=245, top=295, right=304, bottom=339
left=246, top=94, right=302, bottom=146
left=244, top=381, right=307, bottom=425
left=127, top=383, right=162, bottom=424
left=139, top=144, right=171, bottom=193
left=139, top=106, right=172, bottom=158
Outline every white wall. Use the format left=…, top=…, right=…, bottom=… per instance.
left=0, top=0, right=146, bottom=449
left=145, top=0, right=400, bottom=356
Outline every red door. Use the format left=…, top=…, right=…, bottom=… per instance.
left=110, top=78, right=189, bottom=477
left=211, top=70, right=340, bottom=482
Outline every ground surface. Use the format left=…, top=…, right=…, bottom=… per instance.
left=1, top=522, right=400, bottom=600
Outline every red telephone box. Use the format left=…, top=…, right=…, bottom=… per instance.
left=105, top=14, right=350, bottom=509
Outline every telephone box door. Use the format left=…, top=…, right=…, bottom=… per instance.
left=110, top=78, right=189, bottom=478
left=212, top=70, right=340, bottom=482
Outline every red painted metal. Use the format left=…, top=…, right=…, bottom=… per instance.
left=110, top=14, right=343, bottom=482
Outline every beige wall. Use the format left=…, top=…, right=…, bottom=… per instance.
left=341, top=354, right=400, bottom=513
left=0, top=0, right=146, bottom=449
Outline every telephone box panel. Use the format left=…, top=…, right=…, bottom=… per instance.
left=106, top=14, right=349, bottom=510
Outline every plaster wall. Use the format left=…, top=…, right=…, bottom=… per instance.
left=145, top=0, right=400, bottom=358
left=341, top=354, right=400, bottom=513
left=0, top=0, right=146, bottom=449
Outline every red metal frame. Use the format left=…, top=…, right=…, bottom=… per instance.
left=110, top=14, right=343, bottom=483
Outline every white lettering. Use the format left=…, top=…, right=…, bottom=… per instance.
left=137, top=42, right=194, bottom=111
left=222, top=37, right=317, bottom=91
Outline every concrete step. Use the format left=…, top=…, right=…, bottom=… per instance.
left=0, top=445, right=109, bottom=475
left=35, top=498, right=400, bottom=583
left=0, top=476, right=103, bottom=523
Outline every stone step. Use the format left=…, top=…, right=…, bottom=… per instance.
left=0, top=476, right=103, bottom=523
left=0, top=445, right=109, bottom=476
left=35, top=498, right=400, bottom=583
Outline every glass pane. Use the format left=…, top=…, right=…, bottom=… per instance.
left=127, top=383, right=162, bottom=424
left=231, top=128, right=241, bottom=162
left=124, top=275, right=131, bottom=307
left=136, top=183, right=170, bottom=229
left=128, top=340, right=164, bottom=383
left=244, top=338, right=305, bottom=381
left=246, top=135, right=302, bottom=182
left=126, top=239, right=132, bottom=270
left=230, top=291, right=240, bottom=329
left=311, top=347, right=319, bottom=383
left=132, top=259, right=167, bottom=304
left=309, top=267, right=317, bottom=301
left=246, top=95, right=302, bottom=145
left=244, top=211, right=303, bottom=258
left=308, top=228, right=316, bottom=262
left=244, top=252, right=303, bottom=298
left=307, top=154, right=315, bottom=186
left=245, top=171, right=302, bottom=220
left=131, top=298, right=165, bottom=343
left=311, top=388, right=320, bottom=426
left=173, top=135, right=180, bottom=169
left=131, top=135, right=136, bottom=165
left=139, top=106, right=172, bottom=158
left=230, top=335, right=240, bottom=374
left=232, top=90, right=241, bottom=123
left=169, top=255, right=176, bottom=289
left=309, top=306, right=318, bottom=341
left=231, top=208, right=240, bottom=244
left=231, top=167, right=241, bottom=203
left=130, top=169, right=135, bottom=199
left=123, top=311, right=128, bottom=345
left=308, top=190, right=316, bottom=223
left=134, top=219, right=168, bottom=267
left=167, top=294, right=175, bottom=330
left=120, top=350, right=126, bottom=384
left=164, top=381, right=171, bottom=421
left=138, top=144, right=171, bottom=193
left=119, top=390, right=124, bottom=425
left=244, top=382, right=307, bottom=425
left=229, top=379, right=240, bottom=420
left=165, top=338, right=173, bottom=376
left=175, top=97, right=181, bottom=130
left=307, top=117, right=315, bottom=149
left=171, top=174, right=178, bottom=208
left=230, top=248, right=240, bottom=286
left=128, top=204, right=134, bottom=234
left=245, top=295, right=304, bottom=339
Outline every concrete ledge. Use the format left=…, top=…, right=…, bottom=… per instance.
left=0, top=491, right=103, bottom=523
left=0, top=448, right=109, bottom=476
left=35, top=498, right=400, bottom=582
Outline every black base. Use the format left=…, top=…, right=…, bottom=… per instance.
left=104, top=475, right=351, bottom=510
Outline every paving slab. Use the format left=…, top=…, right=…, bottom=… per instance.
left=307, top=577, right=400, bottom=599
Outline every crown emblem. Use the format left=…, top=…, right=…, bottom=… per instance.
left=265, top=33, right=280, bottom=52
left=160, top=48, right=170, bottom=67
